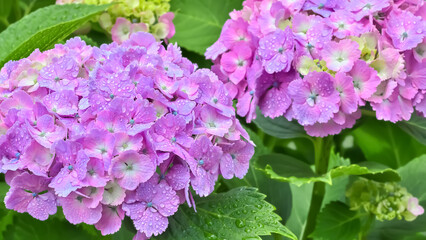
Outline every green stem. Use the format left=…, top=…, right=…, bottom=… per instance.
left=301, top=136, right=333, bottom=240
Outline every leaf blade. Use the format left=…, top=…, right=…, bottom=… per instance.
left=254, top=109, right=308, bottom=140
left=155, top=187, right=297, bottom=240
left=310, top=201, right=360, bottom=240
left=170, top=0, right=243, bottom=55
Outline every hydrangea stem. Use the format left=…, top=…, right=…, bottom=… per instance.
left=301, top=136, right=333, bottom=240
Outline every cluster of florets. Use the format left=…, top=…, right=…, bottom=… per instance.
left=206, top=0, right=426, bottom=137
left=0, top=32, right=254, bottom=238
left=346, top=178, right=424, bottom=221
left=57, top=0, right=175, bottom=42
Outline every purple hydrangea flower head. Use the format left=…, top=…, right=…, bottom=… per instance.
left=0, top=31, right=254, bottom=236
left=288, top=71, right=340, bottom=125
left=5, top=172, right=57, bottom=220
left=258, top=27, right=294, bottom=73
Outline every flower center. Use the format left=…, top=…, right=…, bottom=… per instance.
left=68, top=165, right=73, bottom=171
left=198, top=159, right=205, bottom=166
left=278, top=47, right=284, bottom=54
left=237, top=60, right=245, bottom=67
left=171, top=137, right=176, bottom=143
left=307, top=93, right=318, bottom=107
left=401, top=32, right=408, bottom=41
left=147, top=202, right=153, bottom=207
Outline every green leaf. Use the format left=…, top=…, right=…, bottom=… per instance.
left=256, top=152, right=400, bottom=187
left=112, top=217, right=136, bottom=240
left=352, top=119, right=426, bottom=168
left=398, top=155, right=426, bottom=202
left=254, top=109, right=308, bottom=140
left=170, top=0, right=243, bottom=55
left=0, top=182, right=14, bottom=237
left=398, top=114, right=426, bottom=145
left=0, top=3, right=110, bottom=66
left=286, top=184, right=313, bottom=239
left=368, top=155, right=426, bottom=240
left=181, top=48, right=213, bottom=69
left=256, top=153, right=331, bottom=186
left=155, top=187, right=296, bottom=240
left=329, top=162, right=400, bottom=182
left=310, top=201, right=360, bottom=240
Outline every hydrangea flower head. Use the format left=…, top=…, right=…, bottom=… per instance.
left=206, top=0, right=426, bottom=137
left=0, top=32, right=254, bottom=238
